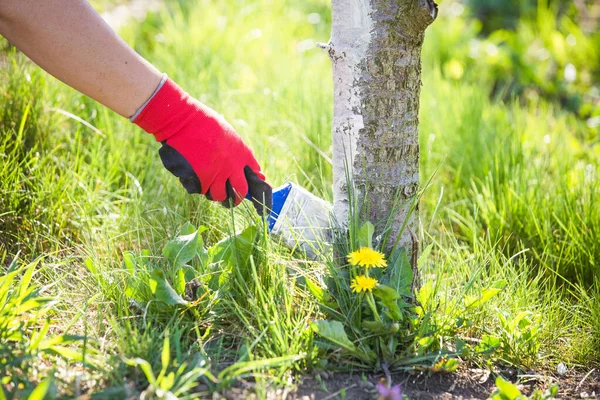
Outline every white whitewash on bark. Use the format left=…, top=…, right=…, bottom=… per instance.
left=325, top=0, right=437, bottom=282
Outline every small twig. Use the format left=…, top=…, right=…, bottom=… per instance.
left=320, top=384, right=357, bottom=400
left=448, top=381, right=456, bottom=393
left=316, top=42, right=331, bottom=51
left=316, top=41, right=338, bottom=60
left=518, top=374, right=557, bottom=385
left=575, top=368, right=596, bottom=392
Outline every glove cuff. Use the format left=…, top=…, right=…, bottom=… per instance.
left=129, top=73, right=168, bottom=122
left=132, top=76, right=207, bottom=142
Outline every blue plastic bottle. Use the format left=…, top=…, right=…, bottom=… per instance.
left=249, top=182, right=332, bottom=258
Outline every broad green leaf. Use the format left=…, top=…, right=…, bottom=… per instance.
left=124, top=286, right=135, bottom=300
left=160, top=372, right=175, bottom=392
left=494, top=377, right=522, bottom=400
left=305, top=278, right=325, bottom=301
left=492, top=279, right=508, bottom=290
left=418, top=336, right=435, bottom=348
left=476, top=335, right=501, bottom=353
left=138, top=250, right=152, bottom=270
left=362, top=320, right=388, bottom=335
left=163, top=225, right=206, bottom=268
left=210, top=225, right=257, bottom=267
left=84, top=258, right=97, bottom=275
left=510, top=311, right=534, bottom=331
left=181, top=265, right=196, bottom=282
left=465, top=280, right=506, bottom=309
left=310, top=320, right=356, bottom=353
left=305, top=278, right=335, bottom=307
left=125, top=277, right=147, bottom=302
left=373, top=284, right=403, bottom=321
left=163, top=230, right=200, bottom=267
left=122, top=252, right=136, bottom=275
left=382, top=300, right=403, bottom=321
left=149, top=269, right=187, bottom=306
left=441, top=358, right=459, bottom=372
left=7, top=331, right=24, bottom=341
left=417, top=243, right=433, bottom=270
left=0, top=384, right=6, bottom=400
left=358, top=221, right=374, bottom=248
left=387, top=250, right=413, bottom=297
left=176, top=268, right=186, bottom=295
left=456, top=338, right=467, bottom=355
left=373, top=284, right=400, bottom=302
left=27, top=377, right=52, bottom=400
left=179, top=222, right=197, bottom=235
left=208, top=263, right=230, bottom=291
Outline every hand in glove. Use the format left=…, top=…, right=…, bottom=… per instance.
left=133, top=78, right=272, bottom=215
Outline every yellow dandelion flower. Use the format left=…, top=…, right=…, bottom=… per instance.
left=347, top=247, right=387, bottom=269
left=350, top=275, right=378, bottom=293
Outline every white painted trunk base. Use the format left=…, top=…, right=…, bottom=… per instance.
left=329, top=0, right=374, bottom=229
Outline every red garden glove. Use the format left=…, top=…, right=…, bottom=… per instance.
left=133, top=78, right=272, bottom=215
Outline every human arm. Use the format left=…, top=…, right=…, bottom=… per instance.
left=0, top=0, right=272, bottom=211
left=0, top=0, right=162, bottom=118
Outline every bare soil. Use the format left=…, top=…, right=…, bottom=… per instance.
left=223, top=368, right=600, bottom=399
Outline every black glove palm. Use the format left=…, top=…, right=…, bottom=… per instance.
left=158, top=143, right=273, bottom=216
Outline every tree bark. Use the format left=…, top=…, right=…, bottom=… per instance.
left=326, top=0, right=437, bottom=275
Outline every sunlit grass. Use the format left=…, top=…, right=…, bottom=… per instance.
left=1, top=0, right=599, bottom=397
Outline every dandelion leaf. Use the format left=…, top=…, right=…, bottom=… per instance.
left=149, top=269, right=188, bottom=306
left=358, top=221, right=374, bottom=248
left=493, top=377, right=522, bottom=400
left=386, top=250, right=413, bottom=297
left=310, top=320, right=356, bottom=353
left=465, top=280, right=507, bottom=309
left=210, top=225, right=257, bottom=267
left=163, top=230, right=200, bottom=267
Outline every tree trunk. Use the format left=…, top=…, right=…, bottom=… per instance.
left=325, top=0, right=437, bottom=277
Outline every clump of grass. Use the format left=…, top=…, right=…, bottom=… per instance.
left=420, top=67, right=600, bottom=285
left=0, top=254, right=94, bottom=398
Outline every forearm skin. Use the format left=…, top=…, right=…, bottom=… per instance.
left=0, top=0, right=162, bottom=118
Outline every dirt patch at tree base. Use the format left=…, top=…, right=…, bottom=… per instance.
left=291, top=371, right=493, bottom=399
left=223, top=368, right=600, bottom=399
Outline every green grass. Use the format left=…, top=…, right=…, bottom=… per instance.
left=1, top=0, right=599, bottom=398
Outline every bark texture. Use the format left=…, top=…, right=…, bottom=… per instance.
left=327, top=0, right=436, bottom=268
